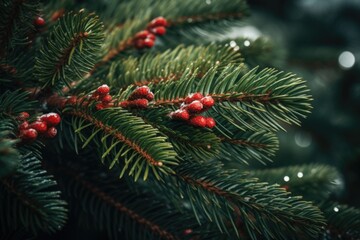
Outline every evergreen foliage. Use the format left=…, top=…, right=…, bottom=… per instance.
left=0, top=0, right=358, bottom=239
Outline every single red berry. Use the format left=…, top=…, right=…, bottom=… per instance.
left=143, top=38, right=154, bottom=48
left=184, top=92, right=203, bottom=104
left=34, top=16, right=46, bottom=26
left=95, top=103, right=105, bottom=110
left=21, top=128, right=38, bottom=140
left=147, top=33, right=156, bottom=40
left=189, top=116, right=207, bottom=128
left=96, top=84, right=110, bottom=95
left=192, top=92, right=204, bottom=101
left=45, top=127, right=57, bottom=138
left=145, top=92, right=154, bottom=101
left=205, top=117, right=216, bottom=129
left=42, top=113, right=61, bottom=127
left=129, top=86, right=150, bottom=100
left=134, top=39, right=145, bottom=49
left=135, top=30, right=150, bottom=39
left=135, top=86, right=150, bottom=96
left=187, top=100, right=203, bottom=113
left=183, top=229, right=193, bottom=235
left=17, top=112, right=30, bottom=121
left=18, top=121, right=29, bottom=130
left=101, top=94, right=112, bottom=103
left=150, top=26, right=166, bottom=36
left=171, top=109, right=190, bottom=121
left=30, top=121, right=48, bottom=133
left=149, top=17, right=168, bottom=27
left=120, top=101, right=129, bottom=108
left=66, top=96, right=77, bottom=105
left=129, top=99, right=148, bottom=109
left=51, top=9, right=65, bottom=21
left=201, top=96, right=215, bottom=109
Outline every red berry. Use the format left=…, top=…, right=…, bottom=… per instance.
left=96, top=84, right=110, bottom=95
left=42, top=113, right=61, bottom=127
left=145, top=92, right=154, bottom=101
left=17, top=112, right=30, bottom=121
left=129, top=86, right=150, bottom=100
left=120, top=101, right=129, bottom=108
left=30, top=121, right=48, bottom=133
left=102, top=94, right=112, bottom=103
left=150, top=26, right=166, bottom=36
left=66, top=96, right=77, bottom=105
left=135, top=30, right=150, bottom=39
left=184, top=92, right=203, bottom=104
left=201, top=96, right=215, bottom=109
left=183, top=229, right=193, bottom=235
left=35, top=16, right=45, bottom=26
left=192, top=92, right=204, bottom=101
left=170, top=109, right=190, bottom=121
left=21, top=128, right=38, bottom=140
left=205, top=117, right=216, bottom=129
left=143, top=38, right=154, bottom=48
left=149, top=17, right=168, bottom=27
left=18, top=121, right=29, bottom=130
left=134, top=39, right=145, bottom=49
left=147, top=33, right=156, bottom=40
left=45, top=127, right=57, bottom=138
left=187, top=100, right=203, bottom=113
left=188, top=116, right=207, bottom=128
left=128, top=99, right=148, bottom=109
left=95, top=103, right=105, bottom=110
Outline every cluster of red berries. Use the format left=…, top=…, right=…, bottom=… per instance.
left=34, top=16, right=46, bottom=27
left=120, top=86, right=154, bottom=109
left=170, top=92, right=216, bottom=128
left=133, top=17, right=168, bottom=49
left=91, top=84, right=113, bottom=110
left=18, top=112, right=61, bottom=141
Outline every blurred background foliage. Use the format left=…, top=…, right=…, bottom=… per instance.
left=243, top=0, right=360, bottom=207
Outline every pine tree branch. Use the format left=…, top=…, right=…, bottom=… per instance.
left=0, top=153, right=67, bottom=235
left=150, top=65, right=312, bottom=131
left=321, top=202, right=360, bottom=240
left=45, top=161, right=219, bottom=240
left=248, top=164, right=343, bottom=201
left=69, top=110, right=162, bottom=166
left=0, top=0, right=39, bottom=57
left=61, top=167, right=179, bottom=240
left=101, top=44, right=242, bottom=90
left=168, top=12, right=245, bottom=26
left=134, top=108, right=221, bottom=161
left=148, top=160, right=326, bottom=239
left=35, top=11, right=104, bottom=89
left=0, top=120, right=20, bottom=178
left=63, top=104, right=178, bottom=180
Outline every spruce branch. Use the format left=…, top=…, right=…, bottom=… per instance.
left=100, top=44, right=243, bottom=89
left=0, top=0, right=40, bottom=57
left=247, top=164, right=343, bottom=201
left=0, top=120, right=20, bottom=178
left=134, top=108, right=221, bottom=161
left=35, top=11, right=104, bottom=89
left=151, top=65, right=312, bottom=131
left=215, top=121, right=279, bottom=164
left=0, top=90, right=36, bottom=119
left=159, top=160, right=326, bottom=239
left=63, top=104, right=178, bottom=180
left=321, top=202, right=360, bottom=239
left=47, top=162, right=219, bottom=240
left=0, top=153, right=67, bottom=235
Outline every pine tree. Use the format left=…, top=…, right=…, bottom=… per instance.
left=0, top=0, right=358, bottom=239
